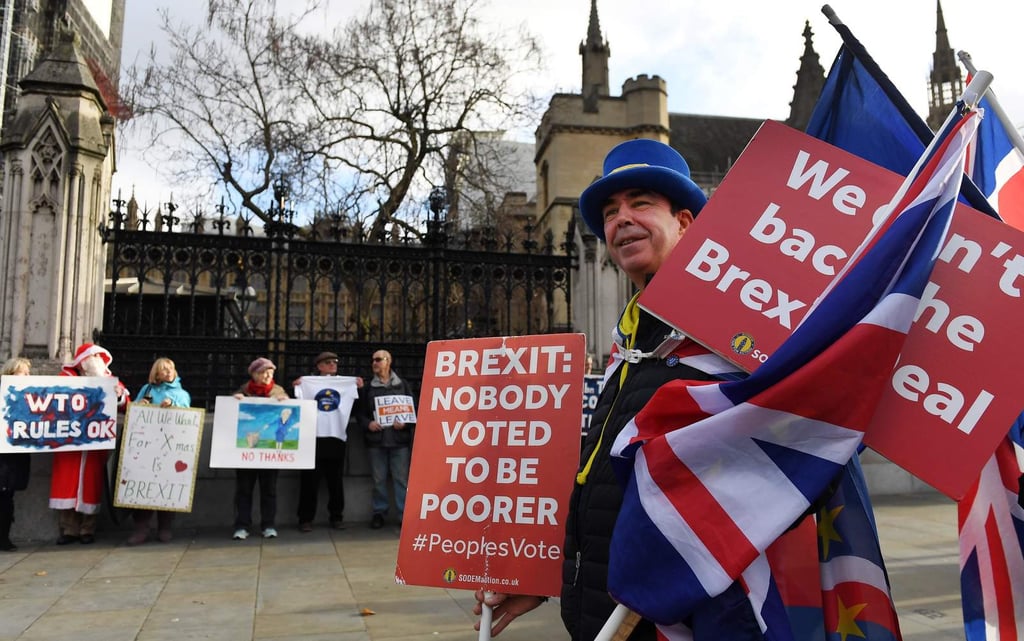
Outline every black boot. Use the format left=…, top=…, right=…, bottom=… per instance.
left=0, top=510, right=15, bottom=551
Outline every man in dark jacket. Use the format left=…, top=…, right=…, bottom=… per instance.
left=475, top=139, right=760, bottom=641
left=356, top=349, right=416, bottom=529
left=293, top=351, right=362, bottom=532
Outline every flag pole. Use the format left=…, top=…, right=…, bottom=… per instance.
left=957, top=50, right=1024, bottom=157
left=592, top=603, right=640, bottom=641
left=820, top=4, right=999, bottom=219
left=478, top=600, right=492, bottom=641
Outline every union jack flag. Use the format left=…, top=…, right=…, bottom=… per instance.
left=807, top=21, right=1024, bottom=641
left=608, top=104, right=980, bottom=637
left=958, top=418, right=1024, bottom=640
left=957, top=63, right=1024, bottom=641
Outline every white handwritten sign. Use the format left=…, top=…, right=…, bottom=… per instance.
left=114, top=404, right=205, bottom=511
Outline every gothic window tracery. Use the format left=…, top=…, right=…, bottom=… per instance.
left=29, top=126, right=64, bottom=210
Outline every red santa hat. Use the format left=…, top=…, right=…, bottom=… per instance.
left=69, top=343, right=113, bottom=369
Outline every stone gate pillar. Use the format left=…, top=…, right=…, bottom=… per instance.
left=0, top=27, right=114, bottom=364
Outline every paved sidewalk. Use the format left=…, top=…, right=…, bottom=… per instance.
left=0, top=493, right=964, bottom=640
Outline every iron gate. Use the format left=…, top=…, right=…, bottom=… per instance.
left=97, top=197, right=575, bottom=407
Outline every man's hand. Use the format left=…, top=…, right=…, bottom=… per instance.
left=472, top=590, right=545, bottom=637
left=393, top=421, right=405, bottom=430
left=368, top=420, right=383, bottom=432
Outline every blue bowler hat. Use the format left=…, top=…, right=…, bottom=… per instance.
left=578, top=139, right=707, bottom=241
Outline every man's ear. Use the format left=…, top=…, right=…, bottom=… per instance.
left=675, top=209, right=695, bottom=233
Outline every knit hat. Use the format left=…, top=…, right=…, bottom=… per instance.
left=314, top=351, right=339, bottom=366
left=578, top=138, right=707, bottom=241
left=69, top=343, right=112, bottom=369
left=248, top=357, right=275, bottom=375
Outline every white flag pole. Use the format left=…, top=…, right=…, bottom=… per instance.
left=593, top=603, right=641, bottom=641
left=958, top=50, right=1024, bottom=158
left=478, top=595, right=493, bottom=641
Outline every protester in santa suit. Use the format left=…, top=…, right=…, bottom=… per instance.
left=50, top=343, right=129, bottom=545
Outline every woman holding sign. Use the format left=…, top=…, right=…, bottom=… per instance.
left=127, top=357, right=191, bottom=545
left=231, top=357, right=289, bottom=540
left=356, top=350, right=416, bottom=529
left=0, top=357, right=32, bottom=551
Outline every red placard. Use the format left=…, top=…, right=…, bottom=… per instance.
left=641, top=119, right=1024, bottom=499
left=396, top=334, right=584, bottom=595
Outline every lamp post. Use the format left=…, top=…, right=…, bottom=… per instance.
left=426, top=187, right=449, bottom=337
left=265, top=174, right=295, bottom=237
left=265, top=173, right=293, bottom=341
left=273, top=175, right=290, bottom=217
left=426, top=186, right=448, bottom=244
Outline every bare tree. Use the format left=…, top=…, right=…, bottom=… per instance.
left=287, top=0, right=542, bottom=236
left=120, top=0, right=543, bottom=231
left=120, top=1, right=320, bottom=222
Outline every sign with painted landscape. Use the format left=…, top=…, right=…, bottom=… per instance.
left=209, top=396, right=316, bottom=469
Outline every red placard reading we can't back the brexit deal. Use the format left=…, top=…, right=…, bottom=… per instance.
left=641, top=119, right=1024, bottom=499
left=396, top=333, right=584, bottom=596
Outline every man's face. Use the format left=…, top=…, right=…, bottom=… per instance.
left=602, top=188, right=692, bottom=289
left=372, top=351, right=389, bottom=376
left=316, top=358, right=338, bottom=375
left=79, top=354, right=106, bottom=377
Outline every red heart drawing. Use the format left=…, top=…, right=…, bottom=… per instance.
left=174, top=460, right=188, bottom=472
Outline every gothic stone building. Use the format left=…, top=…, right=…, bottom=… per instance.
left=539, top=0, right=962, bottom=361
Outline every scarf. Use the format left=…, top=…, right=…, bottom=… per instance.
left=245, top=379, right=275, bottom=397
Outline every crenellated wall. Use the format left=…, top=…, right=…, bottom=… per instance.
left=534, top=74, right=672, bottom=360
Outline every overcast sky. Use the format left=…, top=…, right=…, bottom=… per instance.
left=114, top=0, right=1024, bottom=209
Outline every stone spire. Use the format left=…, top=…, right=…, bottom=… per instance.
left=785, top=21, right=826, bottom=132
left=579, top=0, right=610, bottom=112
left=0, top=22, right=115, bottom=362
left=926, top=0, right=963, bottom=130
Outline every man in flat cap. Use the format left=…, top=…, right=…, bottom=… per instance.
left=293, top=352, right=362, bottom=531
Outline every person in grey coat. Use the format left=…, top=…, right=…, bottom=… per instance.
left=356, top=350, right=416, bottom=529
